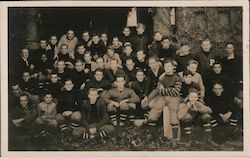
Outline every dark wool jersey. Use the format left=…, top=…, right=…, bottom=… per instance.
left=113, top=45, right=123, bottom=55
left=131, top=34, right=150, bottom=54
left=120, top=35, right=132, bottom=44
left=56, top=69, right=72, bottom=85
left=57, top=89, right=80, bottom=113
left=85, top=78, right=112, bottom=92
left=130, top=79, right=151, bottom=99
left=158, top=46, right=177, bottom=60
left=77, top=39, right=91, bottom=51
left=106, top=68, right=129, bottom=83
left=19, top=79, right=39, bottom=95
left=89, top=104, right=98, bottom=124
left=123, top=67, right=137, bottom=82
left=36, top=60, right=54, bottom=76
left=149, top=41, right=162, bottom=57
left=47, top=82, right=62, bottom=99
left=147, top=66, right=165, bottom=90
left=71, top=70, right=88, bottom=90
left=175, top=53, right=195, bottom=72
left=58, top=52, right=71, bottom=63
left=180, top=82, right=200, bottom=99
left=30, top=48, right=50, bottom=66
left=89, top=42, right=106, bottom=57
left=120, top=53, right=136, bottom=66
left=74, top=53, right=85, bottom=62
left=135, top=59, right=150, bottom=74
left=11, top=103, right=37, bottom=123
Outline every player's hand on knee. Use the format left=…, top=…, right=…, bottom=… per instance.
left=62, top=111, right=73, bottom=117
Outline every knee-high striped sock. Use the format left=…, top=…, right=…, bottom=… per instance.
left=99, top=130, right=107, bottom=139
left=59, top=123, right=68, bottom=132
left=109, top=112, right=117, bottom=125
left=171, top=124, right=179, bottom=140
left=128, top=109, right=136, bottom=124
left=82, top=132, right=89, bottom=140
left=71, top=122, right=79, bottom=129
left=120, top=111, right=128, bottom=125
left=203, top=121, right=212, bottom=137
left=229, top=118, right=238, bottom=127
left=148, top=120, right=157, bottom=126
left=183, top=122, right=192, bottom=139
left=211, top=119, right=218, bottom=128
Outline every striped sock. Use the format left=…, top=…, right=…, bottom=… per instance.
left=71, top=122, right=79, bottom=129
left=229, top=118, right=238, bottom=126
left=109, top=113, right=117, bottom=125
left=211, top=119, right=218, bottom=128
left=148, top=121, right=157, bottom=126
left=59, top=124, right=68, bottom=132
left=82, top=132, right=89, bottom=140
left=99, top=130, right=107, bottom=139
left=120, top=113, right=128, bottom=124
left=40, top=130, right=47, bottom=136
left=203, top=122, right=212, bottom=136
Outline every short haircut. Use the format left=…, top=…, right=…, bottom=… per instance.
left=188, top=60, right=199, bottom=66
left=23, top=71, right=30, bottom=75
left=94, top=68, right=104, bottom=74
left=136, top=23, right=146, bottom=29
left=112, top=36, right=119, bottom=40
left=43, top=91, right=53, bottom=97
left=57, top=60, right=65, bottom=64
left=183, top=70, right=192, bottom=76
left=50, top=72, right=58, bottom=76
left=76, top=44, right=85, bottom=48
left=202, top=38, right=211, bottom=44
left=19, top=93, right=29, bottom=99
left=115, top=74, right=126, bottom=80
left=226, top=41, right=235, bottom=47
left=84, top=51, right=92, bottom=56
left=126, top=58, right=134, bottom=63
left=162, top=35, right=171, bottom=41
left=123, top=26, right=130, bottom=30
left=154, top=31, right=162, bottom=36
left=213, top=81, right=223, bottom=87
left=111, top=59, right=119, bottom=63
left=213, top=61, right=222, bottom=66
left=124, top=44, right=132, bottom=49
left=64, top=78, right=73, bottom=84
left=148, top=56, right=159, bottom=62
left=137, top=49, right=144, bottom=54
left=92, top=33, right=100, bottom=37
left=163, top=59, right=175, bottom=66
left=136, top=69, right=145, bottom=74
left=96, top=57, right=104, bottom=61
left=107, top=45, right=114, bottom=51
left=89, top=88, right=98, bottom=93
left=180, top=41, right=190, bottom=47
left=60, top=44, right=68, bottom=49
left=75, top=60, right=83, bottom=65
left=188, top=88, right=199, bottom=94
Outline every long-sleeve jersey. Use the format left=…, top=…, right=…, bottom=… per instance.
left=11, top=103, right=37, bottom=124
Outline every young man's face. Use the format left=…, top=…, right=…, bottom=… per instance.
left=136, top=51, right=145, bottom=61
left=50, top=36, right=58, bottom=45
left=164, top=62, right=174, bottom=74
left=64, top=80, right=74, bottom=91
left=22, top=72, right=30, bottom=82
left=116, top=77, right=125, bottom=89
left=57, top=61, right=66, bottom=71
left=181, top=45, right=190, bottom=54
left=136, top=26, right=145, bottom=35
left=226, top=44, right=235, bottom=55
left=50, top=74, right=59, bottom=83
left=40, top=40, right=47, bottom=49
left=67, top=30, right=75, bottom=40
left=112, top=38, right=119, bottom=47
left=136, top=71, right=145, bottom=82
left=101, top=34, right=108, bottom=42
left=110, top=60, right=118, bottom=71
left=126, top=59, right=135, bottom=71
left=213, top=64, right=222, bottom=74
left=187, top=63, right=197, bottom=74
left=123, top=28, right=131, bottom=37
left=19, top=95, right=29, bottom=108
left=124, top=47, right=132, bottom=55
left=82, top=32, right=90, bottom=41
left=188, top=92, right=199, bottom=103
left=92, top=36, right=100, bottom=44
left=96, top=58, right=104, bottom=68
left=21, top=49, right=29, bottom=59
left=213, top=84, right=224, bottom=96
left=77, top=45, right=86, bottom=54
left=88, top=90, right=99, bottom=103
left=107, top=49, right=114, bottom=57
left=61, top=46, right=68, bottom=54
left=75, top=62, right=83, bottom=72
left=183, top=74, right=192, bottom=85
left=201, top=40, right=212, bottom=52
left=44, top=94, right=53, bottom=104
left=84, top=54, right=92, bottom=62
left=12, top=85, right=22, bottom=96
left=154, top=32, right=163, bottom=41
left=161, top=39, right=171, bottom=49
left=41, top=54, right=48, bottom=62
left=94, top=71, right=104, bottom=81
left=148, top=58, right=158, bottom=70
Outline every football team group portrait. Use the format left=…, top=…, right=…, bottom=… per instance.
left=8, top=7, right=244, bottom=151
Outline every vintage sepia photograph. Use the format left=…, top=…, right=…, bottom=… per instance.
left=1, top=1, right=249, bottom=157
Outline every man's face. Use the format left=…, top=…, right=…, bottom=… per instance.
left=162, top=39, right=171, bottom=49
left=112, top=38, right=119, bottom=47
left=84, top=54, right=91, bottom=62
left=213, top=64, right=222, bottom=74
left=226, top=44, right=235, bottom=55
left=136, top=71, right=145, bottom=82
left=44, top=94, right=53, bottom=104
left=154, top=33, right=163, bottom=41
left=22, top=72, right=30, bottom=82
left=116, top=77, right=125, bottom=89
left=126, top=60, right=134, bottom=71
left=61, top=46, right=68, bottom=54
left=82, top=32, right=90, bottom=41
left=50, top=74, right=58, bottom=83
left=201, top=40, right=212, bottom=52
left=124, top=47, right=132, bottom=55
left=183, top=75, right=192, bottom=85
left=57, top=61, right=65, bottom=71
left=96, top=58, right=104, bottom=68
left=148, top=58, right=158, bottom=70
left=67, top=30, right=75, bottom=40
left=181, top=45, right=190, bottom=54
left=164, top=62, right=174, bottom=74
left=107, top=49, right=114, bottom=57
left=101, top=34, right=108, bottom=42
left=64, top=80, right=74, bottom=91
left=88, top=91, right=99, bottom=103
left=123, top=28, right=131, bottom=37
left=75, top=62, right=83, bottom=72
left=188, top=92, right=199, bottom=103
left=21, top=49, right=29, bottom=59
left=92, top=36, right=100, bottom=44
left=20, top=96, right=29, bottom=108
left=77, top=45, right=86, bottom=54
left=12, top=85, right=22, bottom=96
left=40, top=40, right=47, bottom=49
left=50, top=36, right=58, bottom=45
left=187, top=63, right=197, bottom=74
left=136, top=26, right=145, bottom=35
left=41, top=54, right=47, bottom=62
left=213, top=84, right=224, bottom=96
left=110, top=60, right=118, bottom=71
left=136, top=51, right=145, bottom=61
left=94, top=71, right=104, bottom=81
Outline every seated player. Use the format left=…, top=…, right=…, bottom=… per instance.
left=53, top=60, right=72, bottom=84
left=35, top=92, right=57, bottom=138
left=177, top=88, right=213, bottom=146
left=135, top=50, right=150, bottom=74
left=120, top=44, right=135, bottom=67
left=145, top=59, right=182, bottom=147
left=74, top=44, right=86, bottom=62
left=10, top=93, right=37, bottom=144
left=71, top=60, right=90, bottom=90
left=83, top=51, right=98, bottom=73
left=72, top=88, right=115, bottom=141
left=148, top=31, right=163, bottom=57
left=95, top=57, right=111, bottom=80
left=208, top=82, right=239, bottom=144
left=57, top=44, right=72, bottom=63
left=103, top=46, right=122, bottom=69
left=107, top=59, right=129, bottom=84
left=123, top=59, right=137, bottom=82
left=120, top=26, right=132, bottom=45
left=158, top=36, right=177, bottom=61
left=47, top=72, right=62, bottom=102
left=89, top=33, right=106, bottom=59
left=102, top=75, right=140, bottom=126
left=111, top=36, right=123, bottom=55
left=56, top=79, right=81, bottom=139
